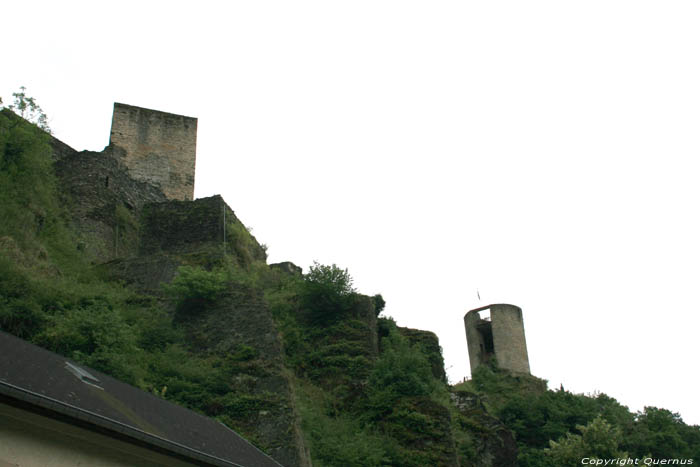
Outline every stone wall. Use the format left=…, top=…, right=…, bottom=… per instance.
left=181, top=284, right=312, bottom=467
left=49, top=136, right=78, bottom=162
left=449, top=390, right=518, bottom=467
left=139, top=196, right=225, bottom=256
left=97, top=255, right=182, bottom=292
left=398, top=327, right=447, bottom=382
left=138, top=195, right=266, bottom=266
left=491, top=304, right=530, bottom=374
left=98, top=196, right=268, bottom=291
left=464, top=308, right=489, bottom=374
left=110, top=103, right=197, bottom=201
left=55, top=145, right=167, bottom=263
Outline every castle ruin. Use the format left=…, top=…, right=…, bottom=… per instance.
left=52, top=103, right=256, bottom=265
left=464, top=304, right=530, bottom=374
left=43, top=103, right=305, bottom=466
left=109, top=103, right=197, bottom=201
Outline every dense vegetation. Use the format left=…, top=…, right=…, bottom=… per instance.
left=1, top=98, right=698, bottom=466
left=454, top=365, right=700, bottom=465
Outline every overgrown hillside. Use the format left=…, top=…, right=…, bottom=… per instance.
left=1, top=104, right=698, bottom=466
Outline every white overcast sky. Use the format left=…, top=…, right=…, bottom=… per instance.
left=3, top=1, right=700, bottom=425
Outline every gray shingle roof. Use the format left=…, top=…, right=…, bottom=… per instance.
left=0, top=331, right=284, bottom=467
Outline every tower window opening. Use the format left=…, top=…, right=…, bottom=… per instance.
left=476, top=319, right=495, bottom=363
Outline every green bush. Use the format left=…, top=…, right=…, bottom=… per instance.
left=137, top=313, right=184, bottom=351
left=301, top=262, right=355, bottom=324
left=0, top=258, right=44, bottom=337
left=372, top=294, right=386, bottom=316
left=162, top=265, right=228, bottom=314
left=545, top=416, right=629, bottom=465
left=625, top=407, right=695, bottom=459
left=0, top=108, right=53, bottom=248
left=0, top=296, right=45, bottom=338
left=364, top=326, right=438, bottom=420
left=0, top=106, right=80, bottom=272
left=226, top=221, right=253, bottom=266
left=33, top=300, right=142, bottom=381
left=305, top=262, right=354, bottom=296
left=296, top=380, right=391, bottom=467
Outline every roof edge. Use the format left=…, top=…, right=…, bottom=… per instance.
left=0, top=380, right=244, bottom=467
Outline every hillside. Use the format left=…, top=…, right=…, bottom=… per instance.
left=1, top=106, right=698, bottom=466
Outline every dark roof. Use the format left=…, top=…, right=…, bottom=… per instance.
left=0, top=331, right=283, bottom=467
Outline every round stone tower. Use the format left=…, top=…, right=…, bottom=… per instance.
left=464, top=304, right=530, bottom=374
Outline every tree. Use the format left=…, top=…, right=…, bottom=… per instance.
left=305, top=262, right=355, bottom=296
left=626, top=407, right=690, bottom=458
left=3, top=86, right=50, bottom=133
left=546, top=416, right=629, bottom=466
left=301, top=262, right=356, bottom=323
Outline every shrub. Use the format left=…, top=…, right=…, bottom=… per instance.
left=226, top=221, right=253, bottom=266
left=0, top=296, right=45, bottom=338
left=301, top=262, right=355, bottom=324
left=0, top=108, right=55, bottom=247
left=0, top=258, right=45, bottom=337
left=305, top=262, right=354, bottom=296
left=162, top=266, right=228, bottom=314
left=365, top=327, right=438, bottom=420
left=372, top=294, right=386, bottom=316
left=546, top=416, right=629, bottom=464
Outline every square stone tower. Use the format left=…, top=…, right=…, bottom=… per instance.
left=464, top=304, right=531, bottom=374
left=109, top=103, right=197, bottom=201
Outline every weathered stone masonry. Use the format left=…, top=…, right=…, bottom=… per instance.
left=110, top=103, right=197, bottom=201
left=464, top=304, right=531, bottom=375
left=54, top=144, right=168, bottom=262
